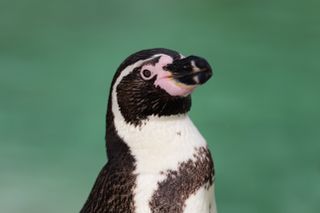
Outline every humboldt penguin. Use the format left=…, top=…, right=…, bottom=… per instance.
left=80, top=48, right=217, bottom=213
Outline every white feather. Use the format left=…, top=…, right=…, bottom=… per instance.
left=184, top=185, right=217, bottom=213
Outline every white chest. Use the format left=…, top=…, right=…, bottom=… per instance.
left=114, top=115, right=206, bottom=171
left=113, top=114, right=213, bottom=213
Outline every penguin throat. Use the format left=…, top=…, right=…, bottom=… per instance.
left=105, top=97, right=190, bottom=159
left=117, top=95, right=191, bottom=126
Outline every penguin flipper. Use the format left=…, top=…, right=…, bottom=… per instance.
left=80, top=162, right=136, bottom=213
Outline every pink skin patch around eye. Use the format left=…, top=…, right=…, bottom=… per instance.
left=141, top=55, right=196, bottom=97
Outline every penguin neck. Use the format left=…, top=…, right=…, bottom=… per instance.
left=109, top=103, right=207, bottom=170
left=105, top=92, right=204, bottom=160
left=106, top=98, right=191, bottom=151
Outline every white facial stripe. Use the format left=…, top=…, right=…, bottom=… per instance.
left=112, top=54, right=165, bottom=93
left=111, top=54, right=166, bottom=125
left=140, top=55, right=173, bottom=78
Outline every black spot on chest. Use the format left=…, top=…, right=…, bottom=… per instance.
left=149, top=147, right=214, bottom=213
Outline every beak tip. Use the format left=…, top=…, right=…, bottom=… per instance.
left=167, top=55, right=213, bottom=86
left=197, top=69, right=212, bottom=85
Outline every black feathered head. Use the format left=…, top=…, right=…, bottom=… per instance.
left=108, top=48, right=213, bottom=126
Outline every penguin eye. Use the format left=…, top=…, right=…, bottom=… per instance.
left=140, top=69, right=153, bottom=80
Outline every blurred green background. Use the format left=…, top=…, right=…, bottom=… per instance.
left=1, top=0, right=319, bottom=212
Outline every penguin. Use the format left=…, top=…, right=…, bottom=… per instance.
left=80, top=48, right=217, bottom=213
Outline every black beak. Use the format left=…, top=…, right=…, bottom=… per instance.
left=165, top=55, right=213, bottom=85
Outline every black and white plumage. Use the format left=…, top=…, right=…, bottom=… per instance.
left=80, top=48, right=216, bottom=213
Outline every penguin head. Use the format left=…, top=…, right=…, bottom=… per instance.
left=109, top=48, right=213, bottom=126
